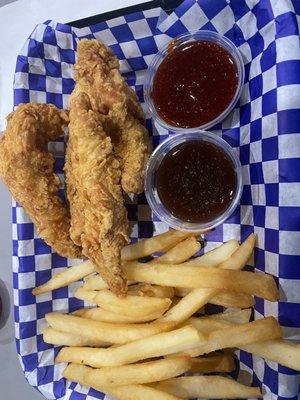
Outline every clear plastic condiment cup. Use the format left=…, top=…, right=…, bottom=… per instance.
left=144, top=131, right=243, bottom=232
left=144, top=30, right=245, bottom=132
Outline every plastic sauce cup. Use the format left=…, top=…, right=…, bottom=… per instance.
left=144, top=30, right=244, bottom=132
left=144, top=131, right=243, bottom=232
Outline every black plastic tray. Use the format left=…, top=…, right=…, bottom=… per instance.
left=68, top=0, right=182, bottom=28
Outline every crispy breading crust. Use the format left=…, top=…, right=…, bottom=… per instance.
left=74, top=39, right=150, bottom=194
left=66, top=79, right=129, bottom=295
left=0, top=103, right=81, bottom=259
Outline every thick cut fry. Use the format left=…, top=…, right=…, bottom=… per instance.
left=182, top=239, right=239, bottom=268
left=82, top=274, right=134, bottom=291
left=32, top=261, right=96, bottom=296
left=185, top=313, right=300, bottom=371
left=123, top=263, right=279, bottom=301
left=75, top=287, right=98, bottom=303
left=64, top=356, right=191, bottom=387
left=173, top=288, right=192, bottom=297
left=185, top=309, right=252, bottom=334
left=185, top=309, right=252, bottom=335
left=174, top=288, right=255, bottom=308
left=241, top=340, right=300, bottom=371
left=91, top=289, right=172, bottom=317
left=74, top=307, right=166, bottom=323
left=210, top=290, right=255, bottom=308
left=184, top=317, right=282, bottom=357
left=43, top=327, right=110, bottom=347
left=157, top=237, right=257, bottom=324
left=102, top=385, right=181, bottom=400
left=218, top=233, right=256, bottom=270
left=128, top=284, right=174, bottom=299
left=207, top=309, right=252, bottom=324
left=75, top=283, right=174, bottom=306
left=152, top=237, right=201, bottom=264
left=121, top=230, right=192, bottom=261
left=160, top=288, right=219, bottom=323
left=185, top=318, right=233, bottom=335
left=63, top=364, right=181, bottom=400
left=56, top=326, right=204, bottom=367
left=84, top=273, right=112, bottom=290
left=152, top=376, right=261, bottom=399
left=189, top=353, right=235, bottom=373
left=46, top=312, right=175, bottom=345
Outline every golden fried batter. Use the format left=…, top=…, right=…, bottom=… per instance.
left=74, top=39, right=150, bottom=194
left=0, top=103, right=81, bottom=258
left=66, top=85, right=129, bottom=295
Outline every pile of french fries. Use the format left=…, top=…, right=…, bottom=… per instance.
left=33, top=231, right=300, bottom=400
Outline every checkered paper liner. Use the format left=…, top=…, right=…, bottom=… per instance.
left=12, top=0, right=300, bottom=399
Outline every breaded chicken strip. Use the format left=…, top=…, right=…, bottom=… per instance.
left=74, top=39, right=150, bottom=194
left=66, top=91, right=129, bottom=295
left=0, top=103, right=81, bottom=258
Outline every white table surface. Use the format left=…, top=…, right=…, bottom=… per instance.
left=0, top=1, right=148, bottom=399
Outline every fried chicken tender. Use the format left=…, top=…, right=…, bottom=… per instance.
left=66, top=91, right=129, bottom=295
left=74, top=39, right=150, bottom=194
left=0, top=103, right=81, bottom=259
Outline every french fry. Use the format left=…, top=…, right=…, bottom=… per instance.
left=102, top=384, right=181, bottom=400
left=75, top=287, right=98, bottom=303
left=189, top=353, right=235, bottom=373
left=128, top=284, right=175, bottom=299
left=241, top=339, right=300, bottom=372
left=152, top=376, right=261, bottom=399
left=91, top=289, right=172, bottom=317
left=75, top=287, right=172, bottom=317
left=121, top=230, right=192, bottom=261
left=152, top=237, right=201, bottom=264
left=74, top=307, right=166, bottom=323
left=185, top=309, right=252, bottom=334
left=210, top=290, right=255, bottom=308
left=64, top=356, right=191, bottom=387
left=160, top=236, right=258, bottom=325
left=32, top=261, right=96, bottom=295
left=185, top=318, right=233, bottom=335
left=123, top=264, right=279, bottom=301
left=182, top=239, right=239, bottom=268
left=63, top=364, right=181, bottom=400
left=218, top=233, right=256, bottom=270
left=184, top=309, right=252, bottom=335
left=83, top=274, right=133, bottom=291
left=82, top=237, right=200, bottom=291
left=174, top=288, right=255, bottom=308
left=207, top=309, right=252, bottom=324
left=56, top=326, right=204, bottom=367
left=190, top=311, right=300, bottom=371
left=160, top=288, right=219, bottom=323
left=43, top=327, right=110, bottom=347
left=46, top=312, right=175, bottom=345
left=184, top=317, right=282, bottom=357
left=173, top=288, right=192, bottom=297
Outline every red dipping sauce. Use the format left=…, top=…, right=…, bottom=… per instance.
left=152, top=40, right=238, bottom=128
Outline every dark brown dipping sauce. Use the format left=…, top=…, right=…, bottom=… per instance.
left=156, top=141, right=237, bottom=223
left=152, top=40, right=238, bottom=128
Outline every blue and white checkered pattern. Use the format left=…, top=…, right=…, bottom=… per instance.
left=12, top=1, right=300, bottom=399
